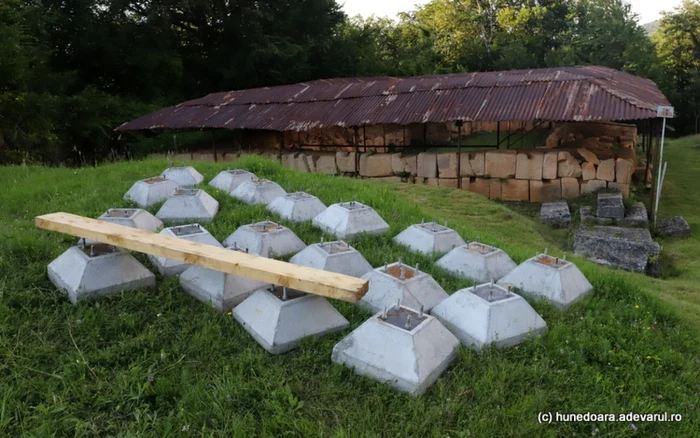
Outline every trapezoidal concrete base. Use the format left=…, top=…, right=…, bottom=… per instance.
left=312, top=201, right=390, bottom=240
left=497, top=254, right=593, bottom=308
left=431, top=283, right=547, bottom=349
left=148, top=224, right=222, bottom=276
left=124, top=177, right=179, bottom=207
left=393, top=220, right=466, bottom=255
left=48, top=244, right=156, bottom=304
left=161, top=166, right=204, bottom=187
left=289, top=240, right=373, bottom=278
left=436, top=242, right=517, bottom=283
left=332, top=305, right=460, bottom=395
left=267, top=192, right=327, bottom=223
left=222, top=220, right=306, bottom=257
left=179, top=246, right=270, bottom=312
left=231, top=179, right=286, bottom=205
left=209, top=169, right=257, bottom=193
left=360, top=261, right=449, bottom=314
left=156, top=189, right=219, bottom=223
left=233, top=286, right=350, bottom=354
left=81, top=208, right=163, bottom=245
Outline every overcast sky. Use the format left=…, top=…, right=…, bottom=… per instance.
left=340, top=0, right=683, bottom=24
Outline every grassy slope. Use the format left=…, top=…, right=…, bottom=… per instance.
left=0, top=140, right=698, bottom=437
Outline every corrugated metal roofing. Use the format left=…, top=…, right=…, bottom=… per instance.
left=116, top=66, right=671, bottom=132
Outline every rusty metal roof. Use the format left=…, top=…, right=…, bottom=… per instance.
left=116, top=66, right=671, bottom=132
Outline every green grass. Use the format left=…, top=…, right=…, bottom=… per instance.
left=0, top=140, right=699, bottom=437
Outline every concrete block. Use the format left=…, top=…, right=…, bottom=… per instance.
left=267, top=192, right=327, bottom=223
left=561, top=177, right=580, bottom=199
left=581, top=162, right=596, bottom=181
left=312, top=201, right=390, bottom=240
left=580, top=179, right=607, bottom=195
left=515, top=152, right=543, bottom=180
left=234, top=286, right=349, bottom=354
left=332, top=305, right=460, bottom=395
left=290, top=240, right=373, bottom=278
left=465, top=178, right=490, bottom=197
left=615, top=159, right=633, bottom=184
left=179, top=246, right=270, bottom=311
left=124, top=177, right=179, bottom=207
left=222, top=220, right=306, bottom=257
left=542, top=152, right=558, bottom=180
left=529, top=179, right=561, bottom=203
left=148, top=224, right=222, bottom=276
left=231, top=179, right=287, bottom=205
left=48, top=244, right=155, bottom=304
left=417, top=153, right=438, bottom=178
left=431, top=283, right=547, bottom=349
left=161, top=166, right=204, bottom=187
left=336, top=152, right=357, bottom=173
left=557, top=151, right=582, bottom=178
left=501, top=179, right=530, bottom=202
left=540, top=200, right=571, bottom=227
left=393, top=221, right=466, bottom=255
left=360, top=262, right=449, bottom=314
left=437, top=153, right=458, bottom=178
left=208, top=169, right=257, bottom=193
left=485, top=151, right=516, bottom=179
left=596, top=192, right=624, bottom=219
left=97, top=208, right=163, bottom=233
left=469, top=152, right=485, bottom=177
left=156, top=189, right=219, bottom=223
left=497, top=254, right=594, bottom=308
left=597, top=159, right=616, bottom=182
left=360, top=153, right=393, bottom=177
left=436, top=242, right=517, bottom=283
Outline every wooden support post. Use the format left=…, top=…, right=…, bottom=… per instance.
left=35, top=213, right=368, bottom=303
left=456, top=120, right=463, bottom=188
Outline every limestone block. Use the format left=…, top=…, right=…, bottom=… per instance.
left=577, top=148, right=600, bottom=165
left=304, top=154, right=318, bottom=172
left=221, top=151, right=239, bottom=162
left=336, top=152, right=357, bottom=173
left=489, top=179, right=503, bottom=200
left=282, top=152, right=297, bottom=169
left=192, top=151, right=215, bottom=162
left=581, top=162, right=596, bottom=181
left=459, top=153, right=474, bottom=176
left=425, top=178, right=440, bottom=186
left=315, top=155, right=338, bottom=175
left=615, top=158, right=633, bottom=184
left=501, top=179, right=529, bottom=201
left=295, top=153, right=311, bottom=172
left=437, top=153, right=459, bottom=178
left=465, top=178, right=490, bottom=197
left=530, top=179, right=561, bottom=203
left=561, top=177, right=580, bottom=199
left=485, top=151, right=516, bottom=179
left=360, top=153, right=393, bottom=177
left=580, top=179, right=607, bottom=195
left=469, top=152, right=485, bottom=177
left=390, top=154, right=418, bottom=176
left=557, top=151, right=582, bottom=178
left=542, top=151, right=558, bottom=180
left=608, top=182, right=630, bottom=197
left=515, top=152, right=543, bottom=180
left=417, top=153, right=438, bottom=178
left=439, top=178, right=458, bottom=188
left=597, top=159, right=616, bottom=182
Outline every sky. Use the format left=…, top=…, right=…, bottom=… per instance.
left=340, top=0, right=684, bottom=24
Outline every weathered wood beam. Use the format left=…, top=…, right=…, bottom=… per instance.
left=35, top=212, right=368, bottom=303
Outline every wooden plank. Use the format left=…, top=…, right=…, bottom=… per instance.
left=35, top=212, right=368, bottom=303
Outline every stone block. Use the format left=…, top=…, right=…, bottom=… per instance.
left=304, top=154, right=317, bottom=172
left=221, top=151, right=239, bottom=162
left=315, top=155, right=338, bottom=175
left=515, top=152, right=543, bottom=180
left=439, top=178, right=459, bottom=188
left=580, top=179, right=607, bottom=195
left=294, top=153, right=311, bottom=172
left=557, top=151, right=582, bottom=178
left=485, top=151, right=516, bottom=179
left=597, top=159, right=616, bottom=182
left=540, top=200, right=571, bottom=227
left=459, top=153, right=474, bottom=176
left=581, top=162, right=596, bottom=181
left=489, top=179, right=503, bottom=200
left=417, top=153, right=438, bottom=178
left=597, top=192, right=625, bottom=219
left=561, top=177, right=580, bottom=199
left=607, top=182, right=630, bottom=197
left=542, top=151, right=558, bottom=179
left=390, top=154, right=418, bottom=175
left=656, top=216, right=691, bottom=238
left=281, top=152, right=297, bottom=168
left=619, top=202, right=648, bottom=227
left=465, top=178, right=490, bottom=197
left=577, top=148, right=600, bottom=165
left=192, top=151, right=215, bottom=162
left=360, top=153, right=393, bottom=177
left=336, top=152, right=357, bottom=173
left=437, top=153, right=458, bottom=178
left=615, top=158, right=633, bottom=184
left=501, top=179, right=529, bottom=202
left=530, top=179, right=561, bottom=203
left=469, top=152, right=485, bottom=176
left=574, top=226, right=660, bottom=275
left=424, top=178, right=439, bottom=186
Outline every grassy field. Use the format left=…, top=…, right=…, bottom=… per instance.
left=0, top=137, right=698, bottom=437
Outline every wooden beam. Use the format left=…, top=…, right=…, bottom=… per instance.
left=35, top=212, right=368, bottom=303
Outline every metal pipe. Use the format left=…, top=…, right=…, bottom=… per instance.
left=653, top=117, right=668, bottom=225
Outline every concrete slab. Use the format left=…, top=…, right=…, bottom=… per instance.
left=222, top=220, right=306, bottom=257
left=179, top=246, right=270, bottom=311
left=431, top=283, right=547, bottom=349
left=290, top=240, right=373, bottom=278
left=332, top=305, right=460, bottom=395
left=148, top=224, right=223, bottom=276
left=497, top=253, right=593, bottom=308
left=161, top=166, right=204, bottom=187
left=393, top=220, right=466, bottom=255
left=267, top=191, right=327, bottom=223
left=231, top=179, right=287, bottom=205
left=156, top=188, right=219, bottom=223
left=233, top=286, right=350, bottom=354
left=360, top=261, right=449, bottom=313
left=124, top=177, right=179, bottom=207
left=312, top=201, right=390, bottom=240
left=209, top=169, right=257, bottom=193
left=436, top=242, right=517, bottom=283
left=48, top=244, right=156, bottom=304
